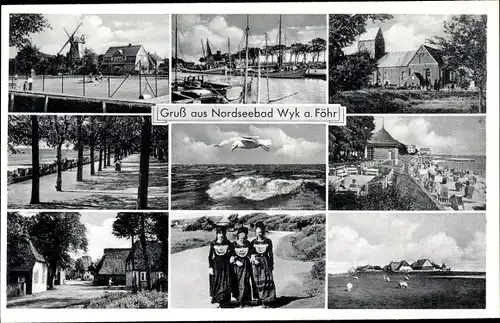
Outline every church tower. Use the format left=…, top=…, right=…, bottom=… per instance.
left=357, top=27, right=385, bottom=60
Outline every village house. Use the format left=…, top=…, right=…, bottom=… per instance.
left=101, top=44, right=160, bottom=75
left=365, top=126, right=402, bottom=161
left=384, top=260, right=412, bottom=272
left=7, top=235, right=48, bottom=296
left=125, top=241, right=165, bottom=289
left=94, top=248, right=130, bottom=286
left=356, top=27, right=454, bottom=88
left=79, top=255, right=94, bottom=281
left=411, top=259, right=435, bottom=270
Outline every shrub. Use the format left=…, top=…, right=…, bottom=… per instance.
left=84, top=290, right=168, bottom=309
left=311, top=260, right=326, bottom=281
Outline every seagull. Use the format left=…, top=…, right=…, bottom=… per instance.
left=214, top=136, right=271, bottom=152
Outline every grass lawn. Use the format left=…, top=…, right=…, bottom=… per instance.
left=330, top=89, right=483, bottom=113
left=328, top=272, right=485, bottom=309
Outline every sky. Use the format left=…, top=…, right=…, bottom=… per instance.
left=328, top=213, right=486, bottom=273
left=171, top=211, right=323, bottom=221
left=172, top=123, right=326, bottom=164
left=372, top=116, right=486, bottom=156
left=173, top=14, right=326, bottom=63
left=9, top=14, right=170, bottom=59
left=343, top=14, right=459, bottom=54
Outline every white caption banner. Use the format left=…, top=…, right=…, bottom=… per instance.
left=152, top=104, right=346, bottom=125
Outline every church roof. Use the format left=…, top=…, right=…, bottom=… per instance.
left=377, top=50, right=416, bottom=67
left=359, top=27, right=381, bottom=41
left=368, top=128, right=401, bottom=147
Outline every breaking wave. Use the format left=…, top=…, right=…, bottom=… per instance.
left=206, top=176, right=325, bottom=201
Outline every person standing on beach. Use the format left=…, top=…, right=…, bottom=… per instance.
left=208, top=226, right=233, bottom=308
left=250, top=222, right=276, bottom=308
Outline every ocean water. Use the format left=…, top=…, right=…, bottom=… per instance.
left=176, top=72, right=326, bottom=104
left=171, top=164, right=326, bottom=210
left=435, top=155, right=486, bottom=176
left=8, top=148, right=92, bottom=167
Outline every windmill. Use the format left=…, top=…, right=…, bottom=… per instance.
left=58, top=22, right=85, bottom=64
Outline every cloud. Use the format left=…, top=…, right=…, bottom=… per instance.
left=175, top=15, right=325, bottom=63
left=172, top=124, right=324, bottom=164
left=11, top=14, right=169, bottom=59
left=328, top=221, right=486, bottom=273
left=77, top=217, right=130, bottom=261
left=376, top=117, right=460, bottom=155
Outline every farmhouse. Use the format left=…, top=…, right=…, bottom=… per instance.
left=79, top=255, right=94, bottom=281
left=385, top=260, right=412, bottom=272
left=7, top=235, right=48, bottom=296
left=411, top=259, right=435, bottom=270
left=94, top=248, right=130, bottom=286
left=356, top=27, right=454, bottom=88
left=125, top=241, right=165, bottom=289
left=365, top=127, right=402, bottom=161
left=101, top=44, right=160, bottom=74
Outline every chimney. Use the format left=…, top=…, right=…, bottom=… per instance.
left=216, top=50, right=221, bottom=56
left=128, top=43, right=132, bottom=47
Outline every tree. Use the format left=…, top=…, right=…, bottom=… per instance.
left=428, top=15, right=487, bottom=111
left=40, top=116, right=74, bottom=191
left=9, top=14, right=51, bottom=48
left=14, top=44, right=43, bottom=76
left=137, top=116, right=152, bottom=209
left=74, top=258, right=86, bottom=278
left=329, top=116, right=375, bottom=164
left=30, top=116, right=41, bottom=204
left=28, top=212, right=88, bottom=289
left=331, top=50, right=377, bottom=91
left=113, top=213, right=156, bottom=290
left=79, top=48, right=98, bottom=75
left=329, top=14, right=393, bottom=94
left=75, top=116, right=84, bottom=182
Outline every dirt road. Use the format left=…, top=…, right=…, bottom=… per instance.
left=7, top=280, right=126, bottom=309
left=170, top=231, right=320, bottom=308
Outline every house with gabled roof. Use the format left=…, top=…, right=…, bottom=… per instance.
left=355, top=27, right=453, bottom=88
left=95, top=248, right=130, bottom=286
left=411, top=259, right=435, bottom=270
left=7, top=235, right=48, bottom=296
left=385, top=260, right=412, bottom=272
left=125, top=241, right=165, bottom=289
left=101, top=44, right=158, bottom=74
left=365, top=126, right=404, bottom=161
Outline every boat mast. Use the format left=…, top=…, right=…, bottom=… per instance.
left=175, top=15, right=178, bottom=89
left=228, top=37, right=231, bottom=77
left=278, top=15, right=282, bottom=70
left=265, top=33, right=270, bottom=103
left=243, top=14, right=249, bottom=103
left=257, top=49, right=260, bottom=104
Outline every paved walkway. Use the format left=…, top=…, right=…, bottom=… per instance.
left=8, top=154, right=168, bottom=209
left=7, top=280, right=127, bottom=309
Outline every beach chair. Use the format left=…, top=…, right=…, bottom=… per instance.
left=450, top=195, right=465, bottom=210
left=335, top=166, right=348, bottom=177
left=346, top=167, right=358, bottom=176
left=364, top=168, right=379, bottom=176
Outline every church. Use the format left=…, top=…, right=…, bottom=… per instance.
left=356, top=27, right=454, bottom=88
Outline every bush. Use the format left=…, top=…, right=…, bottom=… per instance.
left=311, top=260, right=326, bottom=281
left=84, top=290, right=168, bottom=309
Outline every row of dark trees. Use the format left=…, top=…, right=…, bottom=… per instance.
left=7, top=212, right=168, bottom=292
left=8, top=115, right=168, bottom=209
left=329, top=116, right=376, bottom=164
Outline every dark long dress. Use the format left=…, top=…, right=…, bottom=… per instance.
left=251, top=237, right=276, bottom=304
left=208, top=240, right=232, bottom=305
left=230, top=240, right=253, bottom=305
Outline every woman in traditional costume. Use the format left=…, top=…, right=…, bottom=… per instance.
left=208, top=226, right=233, bottom=308
left=250, top=221, right=276, bottom=308
left=230, top=226, right=253, bottom=308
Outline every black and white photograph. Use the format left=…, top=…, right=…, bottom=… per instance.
left=7, top=115, right=168, bottom=209
left=328, top=14, right=486, bottom=113
left=8, top=14, right=170, bottom=112
left=6, top=211, right=169, bottom=309
left=171, top=123, right=326, bottom=210
left=172, top=14, right=327, bottom=104
left=327, top=212, right=486, bottom=309
left=328, top=115, right=486, bottom=211
left=170, top=211, right=325, bottom=308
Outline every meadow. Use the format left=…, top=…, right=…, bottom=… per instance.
left=328, top=271, right=485, bottom=309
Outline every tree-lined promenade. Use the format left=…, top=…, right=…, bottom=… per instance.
left=8, top=115, right=169, bottom=209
